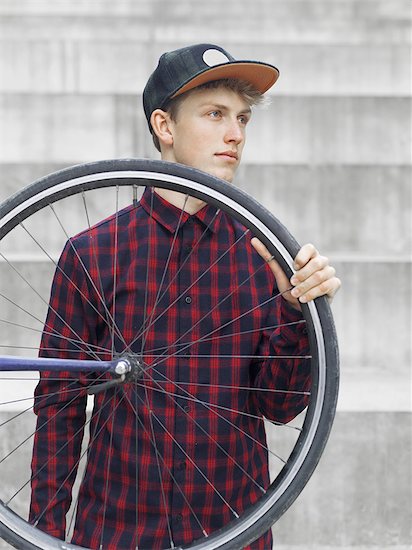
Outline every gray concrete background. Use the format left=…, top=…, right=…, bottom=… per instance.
left=0, top=0, right=411, bottom=549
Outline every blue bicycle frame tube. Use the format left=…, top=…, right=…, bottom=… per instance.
left=0, top=355, right=120, bottom=373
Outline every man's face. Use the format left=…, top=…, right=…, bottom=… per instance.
left=165, top=87, right=251, bottom=183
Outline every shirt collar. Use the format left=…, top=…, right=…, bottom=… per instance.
left=140, top=187, right=221, bottom=234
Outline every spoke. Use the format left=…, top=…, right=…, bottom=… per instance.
left=32, top=391, right=126, bottom=528
left=143, top=367, right=287, bottom=465
left=0, top=378, right=39, bottom=382
left=135, top=228, right=294, bottom=368
left=47, top=204, right=128, bottom=352
left=0, top=372, right=105, bottom=417
left=143, top=319, right=306, bottom=356
left=134, top=382, right=139, bottom=549
left=123, top=390, right=208, bottom=540
left=110, top=187, right=120, bottom=358
left=0, top=345, right=44, bottom=352
left=148, top=208, right=219, bottom=327
left=18, top=222, right=124, bottom=353
left=0, top=377, right=77, bottom=429
left=147, top=288, right=290, bottom=375
left=138, top=199, right=219, bottom=355
left=0, top=375, right=309, bottom=412
left=81, top=191, right=112, bottom=333
left=140, top=194, right=188, bottom=356
left=139, top=187, right=155, bottom=357
left=136, top=381, right=304, bottom=430
left=0, top=316, right=113, bottom=356
left=100, top=387, right=119, bottom=549
left=0, top=344, right=111, bottom=357
left=144, top=378, right=310, bottom=396
left=145, top=378, right=267, bottom=494
left=0, top=401, right=42, bottom=430
left=6, top=398, right=94, bottom=506
left=1, top=382, right=85, bottom=473
left=146, top=354, right=311, bottom=360
left=131, top=389, right=240, bottom=519
left=0, top=377, right=310, bottom=395
left=66, top=384, right=120, bottom=542
left=0, top=377, right=95, bottom=382
left=0, top=290, right=101, bottom=362
left=141, top=377, right=175, bottom=548
left=126, top=227, right=250, bottom=353
left=0, top=386, right=83, bottom=412
left=132, top=184, right=139, bottom=207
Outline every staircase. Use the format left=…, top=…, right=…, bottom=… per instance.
left=0, top=1, right=411, bottom=548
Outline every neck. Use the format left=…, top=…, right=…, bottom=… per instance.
left=154, top=188, right=206, bottom=214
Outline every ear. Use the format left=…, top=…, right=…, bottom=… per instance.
left=150, top=109, right=174, bottom=148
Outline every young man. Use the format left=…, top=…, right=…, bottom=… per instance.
left=30, top=44, right=340, bottom=549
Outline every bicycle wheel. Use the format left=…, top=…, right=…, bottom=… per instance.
left=0, top=158, right=339, bottom=550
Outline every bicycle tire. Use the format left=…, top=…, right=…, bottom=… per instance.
left=0, top=158, right=339, bottom=550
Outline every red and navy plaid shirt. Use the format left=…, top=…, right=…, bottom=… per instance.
left=30, top=187, right=310, bottom=550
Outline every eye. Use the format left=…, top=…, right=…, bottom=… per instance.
left=238, top=114, right=250, bottom=126
left=208, top=110, right=222, bottom=119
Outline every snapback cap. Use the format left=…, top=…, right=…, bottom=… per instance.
left=143, top=43, right=279, bottom=132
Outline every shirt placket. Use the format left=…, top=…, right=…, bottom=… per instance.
left=170, top=216, right=197, bottom=540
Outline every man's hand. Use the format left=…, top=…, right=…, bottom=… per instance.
left=251, top=239, right=341, bottom=309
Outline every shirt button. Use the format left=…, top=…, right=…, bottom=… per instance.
left=185, top=296, right=192, bottom=304
left=183, top=404, right=190, bottom=412
left=176, top=514, right=183, bottom=523
left=178, top=461, right=186, bottom=470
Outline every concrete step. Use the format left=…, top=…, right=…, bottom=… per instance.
left=331, top=259, right=411, bottom=375
left=238, top=164, right=412, bottom=257
left=0, top=93, right=148, bottom=163
left=0, top=17, right=408, bottom=45
left=0, top=40, right=409, bottom=96
left=0, top=0, right=409, bottom=45
left=1, top=0, right=409, bottom=17
left=0, top=18, right=409, bottom=46
left=1, top=163, right=410, bottom=258
left=244, top=95, right=411, bottom=165
left=0, top=94, right=410, bottom=164
left=275, top=412, right=412, bottom=544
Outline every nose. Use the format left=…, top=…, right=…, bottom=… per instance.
left=224, top=118, right=244, bottom=145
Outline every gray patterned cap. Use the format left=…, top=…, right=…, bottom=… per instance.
left=143, top=43, right=279, bottom=132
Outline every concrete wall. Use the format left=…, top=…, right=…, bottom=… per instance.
left=0, top=0, right=411, bottom=549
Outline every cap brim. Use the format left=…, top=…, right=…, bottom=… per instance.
left=171, top=61, right=279, bottom=98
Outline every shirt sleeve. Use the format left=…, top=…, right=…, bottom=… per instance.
left=29, top=239, right=96, bottom=539
left=251, top=296, right=311, bottom=424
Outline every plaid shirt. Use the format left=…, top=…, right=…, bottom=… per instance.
left=30, top=187, right=310, bottom=550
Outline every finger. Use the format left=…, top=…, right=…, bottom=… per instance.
left=291, top=265, right=336, bottom=296
left=298, top=276, right=341, bottom=304
left=293, top=243, right=318, bottom=270
left=292, top=275, right=341, bottom=304
left=291, top=253, right=329, bottom=285
left=251, top=238, right=284, bottom=277
left=251, top=237, right=286, bottom=282
left=250, top=237, right=274, bottom=263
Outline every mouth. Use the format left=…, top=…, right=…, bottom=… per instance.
left=215, top=151, right=238, bottom=162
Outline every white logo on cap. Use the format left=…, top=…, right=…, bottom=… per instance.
left=203, top=49, right=230, bottom=67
